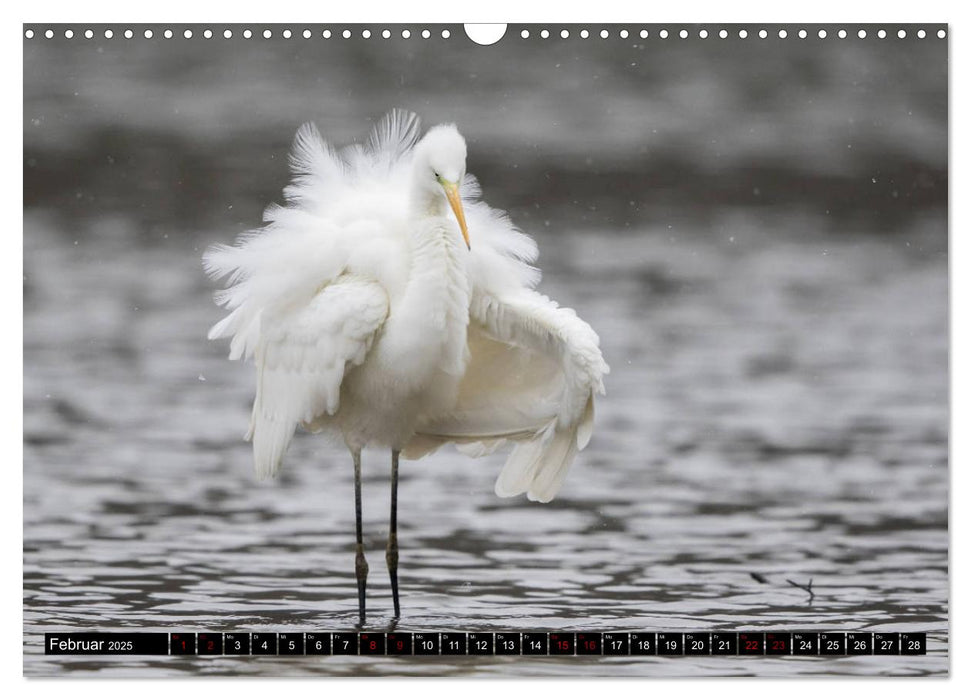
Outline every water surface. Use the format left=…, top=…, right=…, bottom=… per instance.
left=23, top=213, right=948, bottom=676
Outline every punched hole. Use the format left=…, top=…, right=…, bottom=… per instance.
left=464, top=23, right=506, bottom=45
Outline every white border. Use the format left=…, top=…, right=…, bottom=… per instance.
left=8, top=0, right=963, bottom=697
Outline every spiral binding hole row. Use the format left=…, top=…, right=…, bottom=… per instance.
left=24, top=27, right=456, bottom=40
left=23, top=27, right=947, bottom=41
left=518, top=27, right=945, bottom=40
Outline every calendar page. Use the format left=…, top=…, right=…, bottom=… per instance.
left=23, top=22, right=948, bottom=677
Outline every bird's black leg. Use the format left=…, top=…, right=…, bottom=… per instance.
left=387, top=449, right=401, bottom=618
left=352, top=448, right=368, bottom=624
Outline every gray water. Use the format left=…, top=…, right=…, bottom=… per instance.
left=23, top=26, right=948, bottom=677
left=23, top=211, right=948, bottom=677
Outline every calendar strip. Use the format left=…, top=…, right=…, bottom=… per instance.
left=45, top=631, right=927, bottom=656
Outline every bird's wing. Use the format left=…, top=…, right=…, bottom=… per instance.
left=247, top=275, right=389, bottom=479
left=203, top=206, right=353, bottom=362
left=204, top=111, right=417, bottom=361
left=407, top=289, right=609, bottom=502
left=205, top=111, right=421, bottom=479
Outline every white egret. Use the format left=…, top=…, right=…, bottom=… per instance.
left=204, top=110, right=608, bottom=621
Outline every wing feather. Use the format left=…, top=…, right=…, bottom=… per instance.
left=409, top=289, right=608, bottom=502
left=203, top=206, right=349, bottom=361
left=249, top=276, right=388, bottom=479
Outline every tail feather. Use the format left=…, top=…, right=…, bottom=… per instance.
left=491, top=420, right=579, bottom=502
left=526, top=428, right=579, bottom=503
left=494, top=430, right=550, bottom=498
left=576, top=394, right=595, bottom=450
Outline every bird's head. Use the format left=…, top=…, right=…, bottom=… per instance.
left=413, top=124, right=470, bottom=249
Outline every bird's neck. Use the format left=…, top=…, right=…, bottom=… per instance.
left=382, top=218, right=470, bottom=379
left=409, top=185, right=448, bottom=219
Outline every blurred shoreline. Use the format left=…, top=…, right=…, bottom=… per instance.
left=24, top=125, right=946, bottom=236
left=24, top=30, right=946, bottom=237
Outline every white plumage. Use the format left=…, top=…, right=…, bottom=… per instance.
left=204, top=109, right=608, bottom=503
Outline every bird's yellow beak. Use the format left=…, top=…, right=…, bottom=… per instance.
left=442, top=181, right=471, bottom=250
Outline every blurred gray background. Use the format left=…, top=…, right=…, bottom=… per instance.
left=24, top=25, right=947, bottom=677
